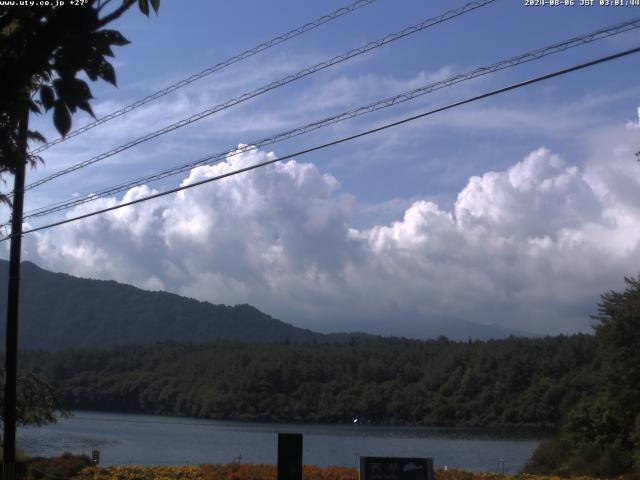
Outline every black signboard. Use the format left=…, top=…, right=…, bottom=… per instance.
left=359, top=457, right=434, bottom=480
left=277, top=433, right=303, bottom=480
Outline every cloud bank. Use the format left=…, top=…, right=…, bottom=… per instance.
left=23, top=132, right=640, bottom=336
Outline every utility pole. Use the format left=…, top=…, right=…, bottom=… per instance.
left=3, top=102, right=29, bottom=480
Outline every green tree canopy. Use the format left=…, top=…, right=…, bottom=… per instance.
left=526, top=275, right=640, bottom=478
left=593, top=276, right=640, bottom=406
left=0, top=0, right=159, bottom=199
left=0, top=369, right=65, bottom=426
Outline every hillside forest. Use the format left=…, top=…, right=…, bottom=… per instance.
left=20, top=335, right=595, bottom=427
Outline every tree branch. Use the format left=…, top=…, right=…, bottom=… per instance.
left=97, top=0, right=136, bottom=28
left=97, top=0, right=116, bottom=14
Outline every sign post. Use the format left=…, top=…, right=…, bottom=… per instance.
left=359, top=457, right=434, bottom=480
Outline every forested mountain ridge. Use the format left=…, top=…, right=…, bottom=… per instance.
left=0, top=260, right=530, bottom=349
left=20, top=334, right=598, bottom=427
left=0, top=261, right=361, bottom=349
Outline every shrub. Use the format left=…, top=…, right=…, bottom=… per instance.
left=26, top=453, right=93, bottom=479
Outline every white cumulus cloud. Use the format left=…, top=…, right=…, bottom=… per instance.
left=22, top=137, right=640, bottom=336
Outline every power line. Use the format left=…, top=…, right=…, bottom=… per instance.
left=29, top=0, right=379, bottom=155
left=7, top=45, right=639, bottom=242
left=19, top=0, right=496, bottom=194
left=20, top=17, right=640, bottom=220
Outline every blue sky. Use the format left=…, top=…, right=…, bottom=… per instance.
left=9, top=0, right=640, bottom=336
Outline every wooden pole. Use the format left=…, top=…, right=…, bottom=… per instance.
left=3, top=103, right=28, bottom=480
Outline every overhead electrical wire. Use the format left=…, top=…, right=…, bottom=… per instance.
left=18, top=0, right=496, bottom=194
left=5, top=45, right=639, bottom=242
left=20, top=17, right=640, bottom=221
left=29, top=0, right=380, bottom=155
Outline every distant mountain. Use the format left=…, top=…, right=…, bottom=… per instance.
left=394, top=316, right=536, bottom=341
left=0, top=260, right=369, bottom=350
left=0, top=260, right=533, bottom=350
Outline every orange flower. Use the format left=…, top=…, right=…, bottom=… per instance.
left=70, top=463, right=602, bottom=480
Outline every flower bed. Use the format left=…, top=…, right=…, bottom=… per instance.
left=71, top=464, right=605, bottom=480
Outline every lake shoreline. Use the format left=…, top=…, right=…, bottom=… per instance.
left=61, top=408, right=555, bottom=436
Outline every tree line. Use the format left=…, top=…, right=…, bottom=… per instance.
left=20, top=334, right=598, bottom=428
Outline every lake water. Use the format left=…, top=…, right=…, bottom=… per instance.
left=18, top=411, right=546, bottom=474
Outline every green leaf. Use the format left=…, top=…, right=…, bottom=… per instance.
left=98, top=60, right=117, bottom=86
left=53, top=102, right=71, bottom=136
left=40, top=85, right=55, bottom=111
left=100, top=29, right=130, bottom=47
left=83, top=52, right=103, bottom=81
left=100, top=43, right=115, bottom=58
left=150, top=0, right=159, bottom=13
left=138, top=0, right=149, bottom=16
left=85, top=64, right=99, bottom=81
left=27, top=130, right=47, bottom=144
left=72, top=78, right=93, bottom=101
left=77, top=99, right=95, bottom=118
left=53, top=78, right=94, bottom=115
